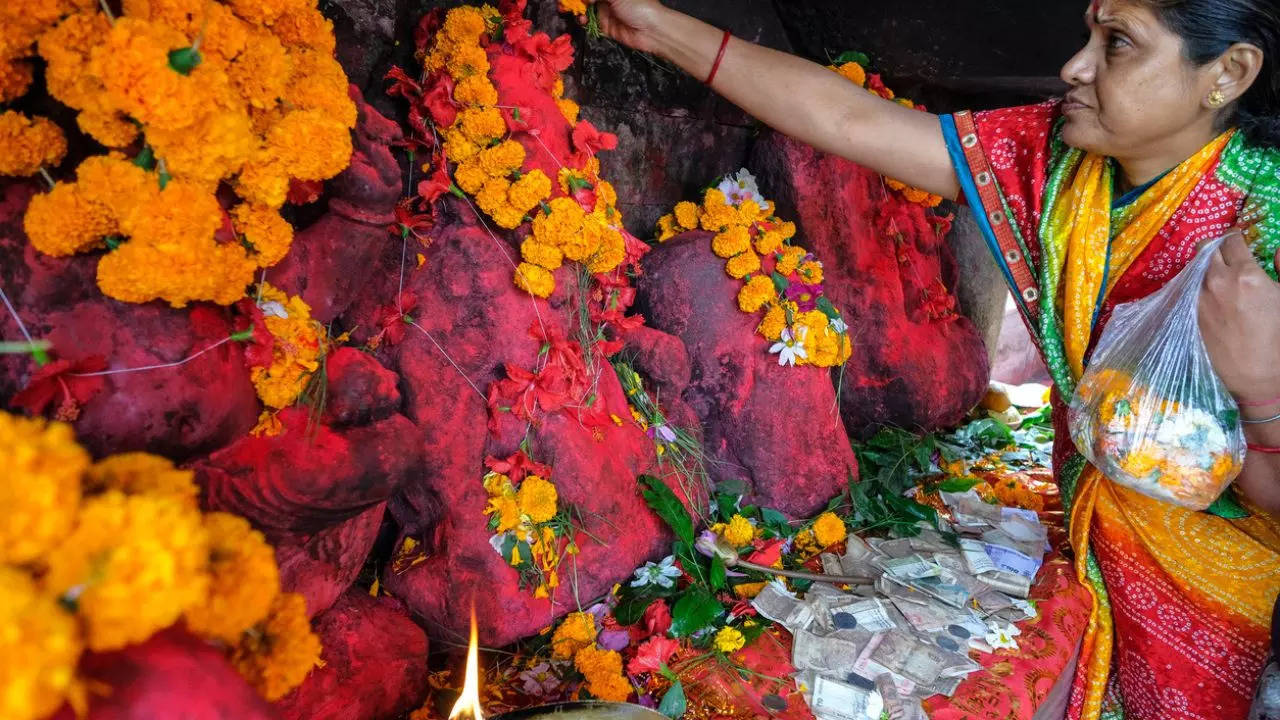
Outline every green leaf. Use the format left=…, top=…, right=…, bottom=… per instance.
left=714, top=493, right=739, bottom=523
left=760, top=507, right=790, bottom=537
left=104, top=236, right=122, bottom=251
left=832, top=50, right=871, bottom=66
left=567, top=175, right=595, bottom=192
left=1206, top=491, right=1250, bottom=519
left=937, top=477, right=981, bottom=493
left=157, top=169, right=171, bottom=189
left=640, top=475, right=694, bottom=546
left=770, top=271, right=790, bottom=293
left=816, top=296, right=841, bottom=321
left=133, top=146, right=155, bottom=170
left=740, top=619, right=768, bottom=645
left=229, top=328, right=255, bottom=342
left=167, top=46, right=202, bottom=75
left=450, top=183, right=466, bottom=199
left=710, top=555, right=727, bottom=591
left=614, top=593, right=656, bottom=626
left=670, top=588, right=721, bottom=637
left=658, top=680, right=687, bottom=719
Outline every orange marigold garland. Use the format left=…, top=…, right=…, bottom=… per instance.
left=0, top=411, right=319, bottom=718
left=17, top=0, right=355, bottom=306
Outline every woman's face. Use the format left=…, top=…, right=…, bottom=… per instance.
left=1058, top=0, right=1217, bottom=159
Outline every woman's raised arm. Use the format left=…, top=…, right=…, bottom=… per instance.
left=589, top=0, right=962, bottom=201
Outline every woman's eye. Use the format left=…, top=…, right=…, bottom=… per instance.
left=1108, top=33, right=1131, bottom=50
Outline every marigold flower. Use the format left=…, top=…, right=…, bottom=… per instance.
left=447, top=43, right=491, bottom=79
left=39, top=11, right=112, bottom=111
left=586, top=227, right=626, bottom=274
left=703, top=187, right=727, bottom=209
left=484, top=472, right=515, bottom=497
left=514, top=261, right=555, bottom=298
left=0, top=59, right=33, bottom=103
left=453, top=74, right=498, bottom=107
left=700, top=198, right=740, bottom=232
left=97, top=238, right=258, bottom=306
left=509, top=169, right=552, bottom=213
left=518, top=475, right=558, bottom=524
left=812, top=511, right=847, bottom=547
left=200, top=3, right=249, bottom=65
left=24, top=183, right=112, bottom=257
left=778, top=220, right=797, bottom=240
left=284, top=49, right=357, bottom=128
left=90, top=18, right=201, bottom=132
left=559, top=0, right=588, bottom=14
left=476, top=175, right=512, bottom=214
left=673, top=201, right=700, bottom=230
left=655, top=214, right=678, bottom=243
left=595, top=180, right=618, bottom=211
left=149, top=107, right=256, bottom=189
left=76, top=108, right=140, bottom=148
left=487, top=494, right=522, bottom=535
left=521, top=238, right=564, bottom=270
left=575, top=646, right=631, bottom=702
left=478, top=139, right=525, bottom=177
left=121, top=0, right=206, bottom=36
left=757, top=303, right=787, bottom=341
left=84, top=452, right=199, bottom=507
left=235, top=155, right=291, bottom=208
left=444, top=127, right=480, bottom=164
left=725, top=249, right=761, bottom=279
left=229, top=31, right=291, bottom=109
left=798, top=260, right=824, bottom=284
left=713, top=626, right=746, bottom=653
left=250, top=283, right=323, bottom=408
left=737, top=275, right=775, bottom=313
left=442, top=6, right=487, bottom=43
left=185, top=512, right=280, bottom=643
left=455, top=159, right=488, bottom=194
left=0, top=413, right=87, bottom=566
left=226, top=0, right=307, bottom=27
left=267, top=108, right=352, bottom=181
left=233, top=203, right=294, bottom=267
left=775, top=245, right=806, bottom=276
left=0, top=111, right=67, bottom=177
left=711, top=226, right=750, bottom=258
left=557, top=98, right=580, bottom=125
left=44, top=490, right=209, bottom=651
left=0, top=566, right=83, bottom=720
left=754, top=228, right=783, bottom=255
left=458, top=106, right=506, bottom=144
left=721, top=514, right=755, bottom=547
left=270, top=6, right=335, bottom=53
left=532, top=196, right=586, bottom=246
left=834, top=61, right=867, bottom=87
left=552, top=77, right=565, bottom=99
left=231, top=592, right=321, bottom=702
left=74, top=152, right=157, bottom=224
left=551, top=611, right=596, bottom=659
left=490, top=204, right=527, bottom=230
left=737, top=199, right=763, bottom=225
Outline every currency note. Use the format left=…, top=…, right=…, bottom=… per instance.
left=811, top=675, right=884, bottom=720
left=831, top=598, right=899, bottom=633
left=959, top=539, right=998, bottom=575
left=982, top=542, right=1041, bottom=579
left=878, top=555, right=940, bottom=580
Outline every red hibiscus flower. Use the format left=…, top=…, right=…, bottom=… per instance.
left=484, top=451, right=552, bottom=483
left=642, top=599, right=672, bottom=636
left=10, top=355, right=107, bottom=420
left=628, top=636, right=680, bottom=676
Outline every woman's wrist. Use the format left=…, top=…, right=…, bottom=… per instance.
left=645, top=7, right=724, bottom=80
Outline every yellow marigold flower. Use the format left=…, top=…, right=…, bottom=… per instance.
left=455, top=158, right=489, bottom=195
left=551, top=611, right=596, bottom=660
left=444, top=127, right=481, bottom=164
left=84, top=452, right=198, bottom=507
left=557, top=98, right=580, bottom=125
left=725, top=249, right=761, bottom=279
left=587, top=227, right=626, bottom=274
left=798, top=260, right=824, bottom=284
left=732, top=582, right=766, bottom=599
left=447, top=43, right=491, bottom=79
left=97, top=238, right=258, bottom=307
left=703, top=187, right=727, bottom=209
left=711, top=226, right=750, bottom=258
left=700, top=202, right=740, bottom=232
left=486, top=494, right=522, bottom=535
left=514, top=262, right=555, bottom=298
left=74, top=153, right=157, bottom=226
left=150, top=108, right=256, bottom=189
left=185, top=512, right=280, bottom=643
left=39, top=11, right=112, bottom=111
left=44, top=490, right=209, bottom=651
left=231, top=592, right=321, bottom=702
left=521, top=238, right=564, bottom=270
left=0, top=413, right=87, bottom=566
left=834, top=61, right=867, bottom=87
left=250, top=283, right=323, bottom=408
left=559, top=0, right=588, bottom=14
left=458, top=106, right=505, bottom=144
left=532, top=196, right=586, bottom=246
left=118, top=176, right=218, bottom=244
left=754, top=228, right=783, bottom=255
left=673, top=201, right=700, bottom=230
left=713, top=626, right=746, bottom=653
left=24, top=183, right=112, bottom=257
left=484, top=472, right=515, bottom=498
left=517, top=475, right=558, bottom=524
left=76, top=108, right=139, bottom=148
left=0, top=58, right=33, bottom=103
left=737, top=199, right=763, bottom=225
left=453, top=74, right=498, bottom=107
left=575, top=646, right=630, bottom=702
left=595, top=180, right=618, bottom=211
left=737, top=274, right=775, bottom=313
left=721, top=514, right=755, bottom=547
left=284, top=49, right=357, bottom=129
left=90, top=18, right=201, bottom=132
left=476, top=175, right=511, bottom=214
left=493, top=205, right=528, bottom=231
left=757, top=303, right=787, bottom=341
left=121, top=0, right=206, bottom=36
left=270, top=6, right=336, bottom=54
left=812, top=511, right=846, bottom=548
left=0, top=111, right=67, bottom=177
left=478, top=139, right=525, bottom=177
left=200, top=3, right=249, bottom=65
left=235, top=156, right=290, bottom=209
left=233, top=203, right=294, bottom=267
left=778, top=220, right=797, bottom=240
left=509, top=169, right=552, bottom=214
left=442, top=6, right=487, bottom=43
left=226, top=0, right=308, bottom=27
left=775, top=245, right=805, bottom=276
left=656, top=213, right=678, bottom=243
left=0, top=566, right=83, bottom=720
left=228, top=31, right=291, bottom=109
left=565, top=211, right=607, bottom=262
left=267, top=108, right=352, bottom=181
left=552, top=77, right=565, bottom=99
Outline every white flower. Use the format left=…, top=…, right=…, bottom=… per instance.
left=716, top=169, right=766, bottom=208
left=631, top=555, right=682, bottom=588
left=984, top=622, right=1021, bottom=651
left=829, top=317, right=848, bottom=334
left=769, top=327, right=808, bottom=367
left=258, top=300, right=289, bottom=318
left=489, top=532, right=510, bottom=557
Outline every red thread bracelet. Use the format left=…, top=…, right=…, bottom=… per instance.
left=705, top=29, right=731, bottom=86
left=1238, top=393, right=1280, bottom=408
left=1248, top=442, right=1280, bottom=454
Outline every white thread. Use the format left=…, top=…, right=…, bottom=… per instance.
left=69, top=336, right=234, bottom=377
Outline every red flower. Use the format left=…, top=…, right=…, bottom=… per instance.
left=642, top=600, right=672, bottom=636
left=423, top=74, right=458, bottom=129
left=10, top=355, right=107, bottom=421
left=487, top=362, right=572, bottom=428
left=484, top=451, right=552, bottom=484
left=413, top=8, right=445, bottom=54
left=571, top=120, right=617, bottom=161
left=502, top=105, right=533, bottom=134
left=369, top=291, right=417, bottom=348
left=627, top=636, right=680, bottom=676
left=385, top=66, right=431, bottom=140
left=514, top=32, right=574, bottom=91
left=287, top=179, right=324, bottom=205
left=231, top=299, right=275, bottom=369
left=417, top=157, right=453, bottom=206
left=390, top=197, right=436, bottom=242
left=746, top=539, right=785, bottom=569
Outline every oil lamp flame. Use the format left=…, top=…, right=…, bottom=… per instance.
left=449, top=607, right=484, bottom=720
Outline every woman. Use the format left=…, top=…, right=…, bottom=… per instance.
left=589, top=0, right=1280, bottom=718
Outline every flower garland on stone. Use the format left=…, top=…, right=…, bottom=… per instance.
left=8, top=0, right=354, bottom=307
left=0, top=411, right=321, bottom=720
left=828, top=55, right=942, bottom=208
left=238, top=282, right=328, bottom=433
left=655, top=169, right=853, bottom=368
left=481, top=451, right=583, bottom=599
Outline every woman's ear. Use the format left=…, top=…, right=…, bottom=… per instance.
left=1211, top=42, right=1265, bottom=106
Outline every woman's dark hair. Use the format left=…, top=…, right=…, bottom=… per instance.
left=1145, top=0, right=1280, bottom=147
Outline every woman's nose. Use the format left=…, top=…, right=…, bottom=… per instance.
left=1060, top=45, right=1096, bottom=87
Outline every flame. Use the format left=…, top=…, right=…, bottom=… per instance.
left=449, top=607, right=484, bottom=720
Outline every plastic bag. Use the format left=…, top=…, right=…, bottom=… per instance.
left=1068, top=235, right=1246, bottom=510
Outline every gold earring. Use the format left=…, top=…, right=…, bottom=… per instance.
left=1208, top=89, right=1226, bottom=107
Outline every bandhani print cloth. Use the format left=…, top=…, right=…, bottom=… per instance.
left=941, top=100, right=1280, bottom=720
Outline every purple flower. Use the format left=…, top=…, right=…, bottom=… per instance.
left=519, top=662, right=562, bottom=696
left=784, top=282, right=823, bottom=312
left=598, top=628, right=631, bottom=651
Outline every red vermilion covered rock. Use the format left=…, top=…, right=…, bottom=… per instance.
left=274, top=590, right=429, bottom=720
left=635, top=231, right=856, bottom=517
left=323, top=346, right=402, bottom=428
left=50, top=627, right=274, bottom=720
left=275, top=502, right=388, bottom=619
left=751, top=134, right=989, bottom=434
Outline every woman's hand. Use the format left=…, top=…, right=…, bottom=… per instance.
left=1198, top=230, right=1280, bottom=404
left=586, top=0, right=669, bottom=53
